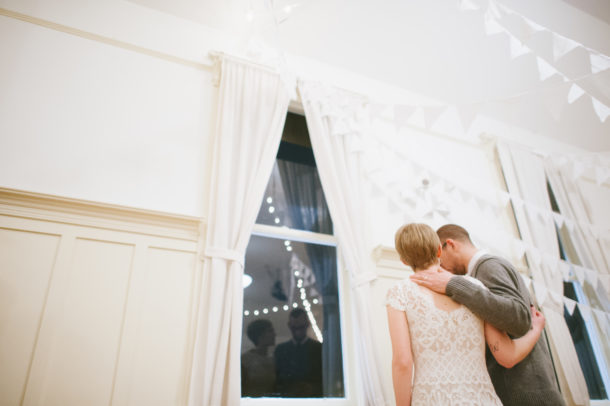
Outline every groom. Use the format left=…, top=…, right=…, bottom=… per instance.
left=410, top=224, right=565, bottom=406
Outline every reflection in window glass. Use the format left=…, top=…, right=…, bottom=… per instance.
left=241, top=236, right=344, bottom=398
left=242, top=113, right=344, bottom=399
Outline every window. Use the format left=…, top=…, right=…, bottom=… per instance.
left=240, top=113, right=346, bottom=401
left=548, top=181, right=610, bottom=400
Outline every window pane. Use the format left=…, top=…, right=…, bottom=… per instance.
left=241, top=234, right=344, bottom=398
left=255, top=144, right=333, bottom=235
left=564, top=281, right=608, bottom=399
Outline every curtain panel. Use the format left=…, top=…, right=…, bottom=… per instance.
left=299, top=80, right=387, bottom=406
left=497, top=142, right=589, bottom=406
left=188, top=56, right=290, bottom=406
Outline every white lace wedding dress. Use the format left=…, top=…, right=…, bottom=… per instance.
left=386, top=277, right=502, bottom=405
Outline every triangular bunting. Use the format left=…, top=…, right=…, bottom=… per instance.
left=590, top=53, right=610, bottom=74
left=559, top=260, right=571, bottom=280
left=552, top=212, right=565, bottom=228
left=600, top=274, right=610, bottom=296
left=578, top=303, right=593, bottom=322
left=552, top=33, right=581, bottom=61
left=423, top=105, right=448, bottom=129
left=459, top=0, right=480, bottom=11
left=591, top=97, right=610, bottom=123
left=584, top=268, right=598, bottom=289
left=484, top=13, right=506, bottom=36
left=526, top=246, right=543, bottom=268
left=536, top=57, right=559, bottom=81
left=521, top=16, right=547, bottom=38
left=573, top=265, right=586, bottom=284
left=594, top=166, right=610, bottom=186
left=563, top=296, right=577, bottom=315
left=394, top=104, right=416, bottom=130
left=455, top=104, right=479, bottom=132
left=568, top=84, right=585, bottom=104
left=510, top=36, right=531, bottom=59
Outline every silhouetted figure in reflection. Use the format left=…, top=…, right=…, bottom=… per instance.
left=241, top=319, right=276, bottom=397
left=274, top=308, right=322, bottom=397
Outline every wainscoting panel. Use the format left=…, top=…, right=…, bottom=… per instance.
left=0, top=228, right=60, bottom=406
left=0, top=188, right=202, bottom=406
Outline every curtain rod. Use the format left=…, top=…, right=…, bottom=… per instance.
left=0, top=7, right=213, bottom=71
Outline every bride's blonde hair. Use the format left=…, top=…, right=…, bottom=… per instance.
left=395, top=223, right=440, bottom=271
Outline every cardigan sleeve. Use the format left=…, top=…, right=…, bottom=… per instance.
left=446, top=258, right=532, bottom=338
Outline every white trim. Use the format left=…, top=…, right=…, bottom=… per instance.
left=252, top=224, right=337, bottom=246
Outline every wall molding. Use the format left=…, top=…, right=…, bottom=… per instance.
left=0, top=187, right=202, bottom=241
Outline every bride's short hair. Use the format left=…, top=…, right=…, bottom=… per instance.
left=395, top=223, right=440, bottom=271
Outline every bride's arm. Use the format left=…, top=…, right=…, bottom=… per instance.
left=387, top=305, right=414, bottom=406
left=484, top=306, right=545, bottom=368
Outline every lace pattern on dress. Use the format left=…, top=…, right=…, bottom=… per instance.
left=386, top=277, right=502, bottom=406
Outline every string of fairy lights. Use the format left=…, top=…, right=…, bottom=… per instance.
left=243, top=192, right=324, bottom=343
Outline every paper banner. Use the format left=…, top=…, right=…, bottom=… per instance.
left=536, top=57, right=558, bottom=81
left=559, top=260, right=571, bottom=280
left=578, top=303, right=593, bottom=322
left=568, top=84, right=585, bottom=104
left=590, top=53, right=610, bottom=74
left=592, top=308, right=609, bottom=333
left=484, top=13, right=506, bottom=36
left=423, top=106, right=448, bottom=129
left=459, top=0, right=480, bottom=11
left=552, top=212, right=565, bottom=228
left=510, top=36, right=531, bottom=59
left=594, top=166, right=610, bottom=186
left=591, top=97, right=610, bottom=123
left=552, top=33, right=581, bottom=61
left=394, top=104, right=416, bottom=130
left=573, top=265, right=586, bottom=284
left=584, top=268, right=599, bottom=289
left=521, top=16, right=547, bottom=38
left=563, top=296, right=577, bottom=315
left=549, top=290, right=563, bottom=308
left=455, top=103, right=480, bottom=132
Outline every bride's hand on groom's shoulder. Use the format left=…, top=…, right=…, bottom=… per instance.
left=410, top=268, right=454, bottom=294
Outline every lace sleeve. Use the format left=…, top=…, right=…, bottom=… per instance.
left=386, top=282, right=407, bottom=311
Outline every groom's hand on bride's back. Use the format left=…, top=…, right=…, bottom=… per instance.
left=410, top=267, right=454, bottom=294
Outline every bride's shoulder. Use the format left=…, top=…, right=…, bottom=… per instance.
left=385, top=277, right=415, bottom=310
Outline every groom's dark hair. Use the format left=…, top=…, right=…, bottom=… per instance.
left=436, top=224, right=473, bottom=245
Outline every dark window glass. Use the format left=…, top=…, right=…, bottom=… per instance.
left=241, top=113, right=344, bottom=399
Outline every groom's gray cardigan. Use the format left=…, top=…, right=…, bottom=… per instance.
left=446, top=254, right=566, bottom=406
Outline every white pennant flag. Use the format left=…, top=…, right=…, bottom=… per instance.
left=600, top=274, right=610, bottom=296
left=521, top=17, right=547, bottom=38
left=394, top=104, right=416, bottom=130
left=484, top=14, right=506, bottom=36
left=455, top=104, right=479, bottom=132
left=595, top=166, right=610, bottom=186
left=578, top=303, right=593, bottom=322
left=591, top=97, right=610, bottom=123
left=536, top=57, right=559, bottom=81
left=574, top=265, right=586, bottom=284
left=423, top=105, right=447, bottom=129
left=552, top=33, right=581, bottom=61
left=459, top=0, right=480, bottom=11
left=590, top=53, right=610, bottom=74
left=552, top=212, right=565, bottom=228
left=563, top=296, right=577, bottom=315
left=510, top=36, right=531, bottom=59
left=585, top=268, right=599, bottom=289
left=592, top=309, right=609, bottom=332
left=568, top=84, right=585, bottom=104
left=559, top=260, right=571, bottom=280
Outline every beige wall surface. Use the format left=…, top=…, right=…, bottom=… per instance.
left=0, top=189, right=201, bottom=406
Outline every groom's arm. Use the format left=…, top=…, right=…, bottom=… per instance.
left=446, top=261, right=531, bottom=338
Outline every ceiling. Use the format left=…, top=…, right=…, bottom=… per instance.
left=129, top=0, right=610, bottom=151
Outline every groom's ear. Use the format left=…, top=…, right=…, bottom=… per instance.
left=437, top=244, right=442, bottom=258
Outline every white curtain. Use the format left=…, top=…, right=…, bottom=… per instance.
left=497, top=142, right=589, bottom=406
left=188, top=56, right=290, bottom=406
left=299, top=80, right=386, bottom=406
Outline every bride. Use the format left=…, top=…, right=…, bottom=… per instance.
left=386, top=223, right=545, bottom=406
